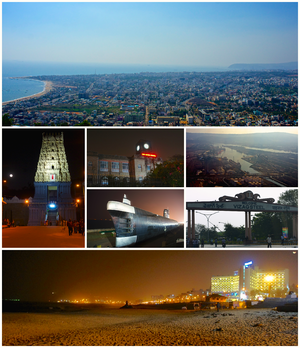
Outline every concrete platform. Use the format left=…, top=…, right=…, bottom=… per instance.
left=2, top=226, right=85, bottom=248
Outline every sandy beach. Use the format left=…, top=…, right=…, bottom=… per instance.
left=2, top=80, right=53, bottom=105
left=2, top=308, right=298, bottom=346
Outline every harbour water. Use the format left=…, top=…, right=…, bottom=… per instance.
left=220, top=146, right=260, bottom=174
left=2, top=60, right=227, bottom=102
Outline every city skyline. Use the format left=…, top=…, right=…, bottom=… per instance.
left=3, top=2, right=298, bottom=67
left=3, top=250, right=297, bottom=302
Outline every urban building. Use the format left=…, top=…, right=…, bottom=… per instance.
left=211, top=261, right=289, bottom=300
left=28, top=132, right=76, bottom=225
left=87, top=140, right=162, bottom=186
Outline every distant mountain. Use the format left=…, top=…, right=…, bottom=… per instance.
left=228, top=62, right=298, bottom=71
left=187, top=132, right=298, bottom=153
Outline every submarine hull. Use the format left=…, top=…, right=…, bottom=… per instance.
left=107, top=201, right=179, bottom=247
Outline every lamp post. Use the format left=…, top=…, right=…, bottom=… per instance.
left=196, top=211, right=219, bottom=241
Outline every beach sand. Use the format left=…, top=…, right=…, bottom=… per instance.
left=2, top=308, right=298, bottom=346
left=2, top=80, right=53, bottom=105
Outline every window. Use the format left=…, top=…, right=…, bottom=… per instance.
left=100, top=161, right=108, bottom=172
left=101, top=177, right=108, bottom=186
left=138, top=164, right=142, bottom=171
left=111, top=162, right=119, bottom=173
left=88, top=162, right=93, bottom=167
left=138, top=177, right=143, bottom=182
left=122, top=163, right=129, bottom=173
left=147, top=165, right=151, bottom=171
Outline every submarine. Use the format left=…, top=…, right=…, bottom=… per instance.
left=107, top=194, right=179, bottom=247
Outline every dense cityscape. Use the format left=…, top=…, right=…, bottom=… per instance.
left=3, top=70, right=298, bottom=127
left=186, top=130, right=298, bottom=187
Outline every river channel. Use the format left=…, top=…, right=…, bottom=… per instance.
left=216, top=145, right=260, bottom=174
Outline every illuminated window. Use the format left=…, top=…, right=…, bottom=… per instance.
left=111, top=162, right=119, bottom=173
left=122, top=163, right=129, bottom=173
left=100, top=161, right=108, bottom=172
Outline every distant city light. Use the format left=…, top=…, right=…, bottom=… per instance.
left=49, top=203, right=56, bottom=209
left=9, top=174, right=13, bottom=177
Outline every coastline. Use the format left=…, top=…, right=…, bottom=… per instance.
left=2, top=80, right=53, bottom=105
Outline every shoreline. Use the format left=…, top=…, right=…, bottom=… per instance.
left=2, top=79, right=53, bottom=105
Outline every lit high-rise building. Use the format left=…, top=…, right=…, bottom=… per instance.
left=211, top=261, right=289, bottom=300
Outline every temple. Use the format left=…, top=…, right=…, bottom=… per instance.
left=28, top=132, right=76, bottom=225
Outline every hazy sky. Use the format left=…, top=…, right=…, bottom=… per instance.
left=88, top=129, right=184, bottom=160
left=187, top=128, right=298, bottom=135
left=2, top=2, right=298, bottom=67
left=186, top=188, right=296, bottom=231
left=3, top=250, right=297, bottom=302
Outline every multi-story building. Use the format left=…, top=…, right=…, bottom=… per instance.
left=211, top=261, right=289, bottom=300
left=211, top=275, right=239, bottom=297
left=87, top=140, right=162, bottom=186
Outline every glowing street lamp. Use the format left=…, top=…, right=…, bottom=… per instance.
left=265, top=275, right=274, bottom=297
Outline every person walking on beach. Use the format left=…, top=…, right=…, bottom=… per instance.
left=216, top=302, right=220, bottom=312
left=267, top=234, right=272, bottom=248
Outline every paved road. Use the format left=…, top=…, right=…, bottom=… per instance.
left=2, top=226, right=85, bottom=248
left=193, top=244, right=298, bottom=249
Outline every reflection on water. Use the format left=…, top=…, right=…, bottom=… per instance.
left=220, top=147, right=260, bottom=174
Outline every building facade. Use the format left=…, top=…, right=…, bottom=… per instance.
left=87, top=140, right=162, bottom=186
left=211, top=261, right=290, bottom=300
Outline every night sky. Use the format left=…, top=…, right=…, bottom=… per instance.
left=87, top=129, right=184, bottom=160
left=2, top=128, right=84, bottom=190
left=88, top=189, right=184, bottom=222
left=3, top=250, right=297, bottom=302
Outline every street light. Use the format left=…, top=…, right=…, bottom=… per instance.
left=265, top=275, right=274, bottom=297
left=196, top=211, right=219, bottom=241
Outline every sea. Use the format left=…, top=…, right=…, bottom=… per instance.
left=2, top=60, right=227, bottom=103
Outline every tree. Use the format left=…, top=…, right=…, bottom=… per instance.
left=252, top=212, right=282, bottom=240
left=223, top=223, right=244, bottom=241
left=76, top=120, right=92, bottom=126
left=2, top=113, right=13, bottom=126
left=252, top=190, right=298, bottom=240
left=143, top=155, right=184, bottom=187
left=278, top=189, right=298, bottom=206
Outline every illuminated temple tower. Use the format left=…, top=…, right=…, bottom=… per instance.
left=28, top=132, right=76, bottom=226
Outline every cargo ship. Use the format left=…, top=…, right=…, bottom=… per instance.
left=107, top=194, right=179, bottom=247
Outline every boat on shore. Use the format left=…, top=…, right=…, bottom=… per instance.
left=107, top=195, right=179, bottom=247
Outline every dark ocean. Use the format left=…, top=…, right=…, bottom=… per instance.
left=2, top=60, right=227, bottom=102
